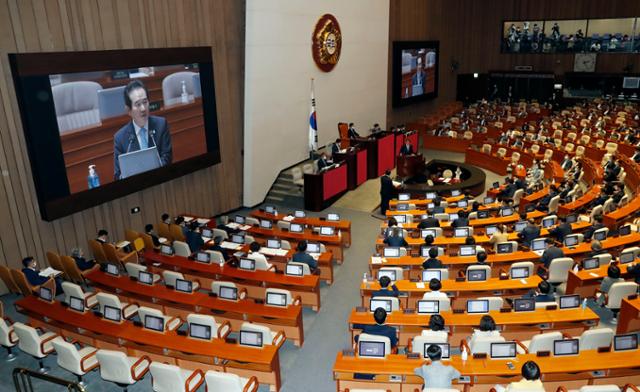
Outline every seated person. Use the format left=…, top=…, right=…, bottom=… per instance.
left=210, top=235, right=230, bottom=261
left=422, top=247, right=443, bottom=269
left=469, top=315, right=501, bottom=342
left=518, top=219, right=540, bottom=247
left=596, top=265, right=624, bottom=306
left=423, top=278, right=447, bottom=299
left=475, top=251, right=488, bottom=265
left=22, top=256, right=62, bottom=295
left=383, top=217, right=398, bottom=238
left=414, top=344, right=461, bottom=389
left=95, top=229, right=109, bottom=244
left=355, top=308, right=398, bottom=349
left=588, top=240, right=604, bottom=257
left=185, top=221, right=205, bottom=253
left=489, top=224, right=509, bottom=246
left=549, top=216, right=572, bottom=242
left=145, top=224, right=161, bottom=247
left=292, top=240, right=318, bottom=272
left=626, top=263, right=640, bottom=285
left=70, top=247, right=96, bottom=271
left=331, top=138, right=341, bottom=154
left=384, top=227, right=408, bottom=247
left=247, top=241, right=271, bottom=269
left=422, top=235, right=444, bottom=257
left=174, top=216, right=189, bottom=238
left=524, top=280, right=555, bottom=303
left=464, top=236, right=484, bottom=255
left=417, top=215, right=440, bottom=229
left=451, top=210, right=469, bottom=228
left=399, top=138, right=414, bottom=155
left=495, top=361, right=544, bottom=392
left=583, top=215, right=605, bottom=241
left=371, top=275, right=399, bottom=297
left=541, top=238, right=564, bottom=268
left=316, top=152, right=332, bottom=171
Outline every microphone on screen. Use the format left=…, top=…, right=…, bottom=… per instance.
left=126, top=134, right=135, bottom=153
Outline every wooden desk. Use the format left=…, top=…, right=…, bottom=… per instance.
left=84, top=269, right=305, bottom=347
left=617, top=297, right=640, bottom=334
left=245, top=226, right=344, bottom=263
left=604, top=194, right=640, bottom=228
left=389, top=195, right=464, bottom=208
left=143, top=251, right=321, bottom=311
left=558, top=185, right=601, bottom=217
left=386, top=210, right=547, bottom=228
left=249, top=209, right=351, bottom=247
left=565, top=261, right=640, bottom=297
left=396, top=154, right=426, bottom=179
left=465, top=148, right=508, bottom=176
left=360, top=276, right=541, bottom=309
left=303, top=164, right=348, bottom=211
left=348, top=307, right=598, bottom=347
left=16, top=296, right=283, bottom=390
left=423, top=135, right=471, bottom=153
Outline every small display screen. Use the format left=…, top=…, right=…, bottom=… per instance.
left=138, top=270, right=153, bottom=285
left=513, top=298, right=535, bottom=312
left=307, top=243, right=321, bottom=253
left=260, top=220, right=272, bottom=229
left=231, top=234, right=245, bottom=244
left=234, top=215, right=246, bottom=224
left=398, top=193, right=410, bottom=201
left=294, top=210, right=305, bottom=218
left=290, top=223, right=304, bottom=233
left=160, top=244, right=174, bottom=255
left=175, top=278, right=192, bottom=293
left=491, top=342, right=517, bottom=358
left=559, top=295, right=580, bottom=309
left=497, top=243, right=514, bottom=254
left=554, top=339, right=579, bottom=356
left=286, top=264, right=304, bottom=276
left=564, top=236, right=578, bottom=247
left=267, top=239, right=281, bottom=249
left=219, top=286, right=238, bottom=300
left=266, top=292, right=288, bottom=307
left=327, top=213, right=340, bottom=221
left=614, top=334, right=638, bottom=351
left=201, top=228, right=213, bottom=238
left=196, top=252, right=210, bottom=263
left=370, top=298, right=392, bottom=312
left=423, top=343, right=449, bottom=358
left=378, top=269, right=397, bottom=282
left=531, top=239, right=547, bottom=251
left=514, top=221, right=527, bottom=232
left=454, top=228, right=468, bottom=238
left=467, top=299, right=489, bottom=313
left=189, top=323, right=212, bottom=340
left=542, top=218, right=555, bottom=228
left=383, top=247, right=401, bottom=258
left=422, top=270, right=441, bottom=282
left=104, top=305, right=121, bottom=322
left=459, top=245, right=476, bottom=256
left=239, top=258, right=256, bottom=271
left=39, top=287, right=53, bottom=302
left=417, top=300, right=439, bottom=314
left=69, top=296, right=84, bottom=312
left=239, top=330, right=264, bottom=347
left=582, top=258, right=599, bottom=270
left=510, top=267, right=529, bottom=279
left=106, top=263, right=119, bottom=276
left=359, top=341, right=385, bottom=358
left=144, top=314, right=164, bottom=332
left=467, top=269, right=487, bottom=281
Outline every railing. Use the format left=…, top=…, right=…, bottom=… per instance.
left=13, top=368, right=86, bottom=392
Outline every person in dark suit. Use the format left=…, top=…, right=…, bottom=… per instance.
left=417, top=215, right=440, bottom=229
left=371, top=276, right=399, bottom=298
left=451, top=210, right=469, bottom=228
left=22, top=257, right=62, bottom=295
left=144, top=224, right=161, bottom=247
left=185, top=221, right=204, bottom=253
left=560, top=155, right=573, bottom=171
left=518, top=219, right=541, bottom=247
left=70, top=247, right=96, bottom=271
left=549, top=216, right=572, bottom=242
left=604, top=158, right=621, bottom=182
left=96, top=229, right=109, bottom=244
left=422, top=247, right=443, bottom=269
left=499, top=178, right=517, bottom=199
left=399, top=139, right=414, bottom=155
left=347, top=122, right=360, bottom=138
left=583, top=215, right=605, bottom=240
left=316, top=152, right=332, bottom=172
left=331, top=138, right=342, bottom=155
left=380, top=170, right=396, bottom=215
left=383, top=218, right=398, bottom=238
left=355, top=308, right=398, bottom=349
left=210, top=236, right=230, bottom=261
left=632, top=146, right=640, bottom=163
left=384, top=227, right=408, bottom=247
left=292, top=240, right=318, bottom=272
left=524, top=280, right=555, bottom=303
left=113, top=80, right=172, bottom=180
left=541, top=238, right=564, bottom=268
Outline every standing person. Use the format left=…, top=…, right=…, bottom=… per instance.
left=380, top=170, right=396, bottom=216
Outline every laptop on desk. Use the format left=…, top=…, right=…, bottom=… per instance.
left=118, top=146, right=162, bottom=179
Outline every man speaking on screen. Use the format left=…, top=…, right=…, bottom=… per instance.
left=113, top=80, right=173, bottom=180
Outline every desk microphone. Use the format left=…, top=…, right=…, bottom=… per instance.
left=126, top=134, right=135, bottom=153
left=150, top=129, right=158, bottom=147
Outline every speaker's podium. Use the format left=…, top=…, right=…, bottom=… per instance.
left=117, top=146, right=162, bottom=178
left=304, top=164, right=348, bottom=211
left=333, top=146, right=368, bottom=190
left=396, top=153, right=425, bottom=179
left=337, top=123, right=396, bottom=180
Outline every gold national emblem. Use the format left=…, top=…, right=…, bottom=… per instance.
left=312, top=14, right=342, bottom=72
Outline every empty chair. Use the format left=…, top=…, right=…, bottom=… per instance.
left=173, top=241, right=192, bottom=258
left=52, top=81, right=102, bottom=133
left=280, top=239, right=292, bottom=250
left=595, top=139, right=605, bottom=149
left=468, top=334, right=506, bottom=355
left=204, top=371, right=258, bottom=392
left=124, top=229, right=140, bottom=244
left=103, top=243, right=138, bottom=269
left=496, top=148, right=507, bottom=158
left=482, top=144, right=492, bottom=154
left=511, top=152, right=520, bottom=165
left=530, top=144, right=540, bottom=154
left=547, top=195, right=561, bottom=214
left=137, top=306, right=182, bottom=331
left=565, top=143, right=575, bottom=153
left=0, top=265, right=21, bottom=295
left=605, top=142, right=618, bottom=154
left=592, top=253, right=612, bottom=266
left=579, top=328, right=614, bottom=350
left=13, top=322, right=62, bottom=372
left=463, top=131, right=473, bottom=140
left=516, top=331, right=562, bottom=354
left=97, top=85, right=126, bottom=120
left=240, top=322, right=285, bottom=346
left=575, top=145, right=585, bottom=158
left=0, top=313, right=18, bottom=361
left=124, top=262, right=161, bottom=283
left=212, top=228, right=228, bottom=240
left=434, top=213, right=449, bottom=222
left=186, top=313, right=231, bottom=339
left=603, top=198, right=614, bottom=213
left=96, top=292, right=139, bottom=319
left=61, top=282, right=98, bottom=309
left=95, top=349, right=151, bottom=391
left=478, top=296, right=503, bottom=311
left=204, top=250, right=225, bottom=265
left=149, top=362, right=204, bottom=392
left=162, top=71, right=198, bottom=106
left=580, top=134, right=591, bottom=145
left=545, top=257, right=575, bottom=292
left=543, top=149, right=553, bottom=161
left=570, top=386, right=622, bottom=392
left=45, top=251, right=67, bottom=279
left=211, top=281, right=246, bottom=300
left=162, top=270, right=200, bottom=291
left=51, top=339, right=99, bottom=385
left=276, top=220, right=290, bottom=230
left=590, top=205, right=604, bottom=222
left=379, top=267, right=404, bottom=282
left=567, top=132, right=577, bottom=141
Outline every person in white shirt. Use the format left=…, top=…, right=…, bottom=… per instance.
left=495, top=361, right=545, bottom=392
left=247, top=241, right=272, bottom=270
left=423, top=278, right=448, bottom=299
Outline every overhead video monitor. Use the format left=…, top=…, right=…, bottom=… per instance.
left=383, top=247, right=401, bottom=258
left=359, top=340, right=386, bottom=358
left=378, top=269, right=398, bottom=282
left=510, top=266, right=530, bottom=279
left=370, top=298, right=393, bottom=313
left=422, top=269, right=442, bottom=282
left=424, top=343, right=450, bottom=359
left=238, top=258, right=256, bottom=271
left=398, top=193, right=410, bottom=201
left=454, top=228, right=469, bottom=238
left=490, top=342, right=517, bottom=359
left=189, top=322, right=212, bottom=340
left=196, top=252, right=210, bottom=263
left=239, top=330, right=264, bottom=348
left=266, top=292, right=288, bottom=307
left=554, top=339, right=579, bottom=356
left=467, top=299, right=489, bottom=313
left=614, top=334, right=638, bottom=351
left=417, top=300, right=440, bottom=314
left=467, top=269, right=487, bottom=282
left=219, top=286, right=238, bottom=300
left=175, top=278, right=193, bottom=293
left=392, top=41, right=439, bottom=108
left=103, top=305, right=122, bottom=322
left=290, top=223, right=304, bottom=233
left=144, top=314, right=164, bottom=332
left=513, top=298, right=535, bottom=312
left=459, top=245, right=476, bottom=257
left=559, top=294, right=580, bottom=309
left=69, top=295, right=85, bottom=312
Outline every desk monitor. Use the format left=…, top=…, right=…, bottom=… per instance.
left=619, top=225, right=632, bottom=236
left=196, top=252, right=211, bottom=263
left=542, top=217, right=555, bottom=228
left=239, top=330, right=264, bottom=348
left=451, top=190, right=461, bottom=197
left=620, top=251, right=635, bottom=264
left=614, top=334, right=638, bottom=351
left=294, top=210, right=306, bottom=218
left=554, top=339, right=579, bottom=356
left=265, top=205, right=276, bottom=214
left=320, top=226, right=335, bottom=236
left=525, top=204, right=536, bottom=213
left=359, top=340, right=386, bottom=358
left=426, top=192, right=437, bottom=199
left=497, top=242, right=514, bottom=254
left=427, top=202, right=435, bottom=209
left=327, top=213, right=340, bottom=221
left=478, top=210, right=489, bottom=219
left=582, top=257, right=599, bottom=270
left=266, top=292, right=288, bottom=307
left=593, top=230, right=608, bottom=241
left=175, top=278, right=193, bottom=293
left=490, top=342, right=517, bottom=359
left=383, top=247, right=401, bottom=258
left=467, top=269, right=487, bottom=282
left=239, top=258, right=256, bottom=271
left=378, top=269, right=397, bottom=282
left=160, top=244, right=174, bottom=256
left=510, top=266, right=529, bottom=279
left=559, top=295, right=580, bottom=309
left=531, top=238, right=547, bottom=251
left=484, top=197, right=494, bottom=204
left=189, top=322, right=212, bottom=340
left=105, top=263, right=119, bottom=276
left=485, top=225, right=498, bottom=236
left=118, top=146, right=162, bottom=179
left=417, top=300, right=439, bottom=314
left=398, top=193, right=410, bottom=201
left=138, top=271, right=154, bottom=285
left=201, top=228, right=213, bottom=238
left=565, top=214, right=577, bottom=224
left=513, top=298, right=535, bottom=312
left=449, top=213, right=459, bottom=221
left=397, top=203, right=409, bottom=211
left=514, top=221, right=527, bottom=232
left=467, top=299, right=489, bottom=313
left=459, top=245, right=476, bottom=256
left=370, top=298, right=392, bottom=313
left=97, top=85, right=126, bottom=120
left=69, top=295, right=84, bottom=312
left=286, top=263, right=304, bottom=276
left=421, top=229, right=437, bottom=239
left=454, top=227, right=469, bottom=238
left=501, top=207, right=513, bottom=217
left=307, top=242, right=321, bottom=253
left=260, top=219, right=272, bottom=229
left=492, top=181, right=500, bottom=189
left=395, top=214, right=407, bottom=224
left=290, top=223, right=304, bottom=233
left=39, top=286, right=53, bottom=302
left=432, top=206, right=445, bottom=214
left=103, top=305, right=121, bottom=323
left=219, top=286, right=238, bottom=300
left=457, top=200, right=468, bottom=208
left=144, top=314, right=164, bottom=332
left=423, top=343, right=449, bottom=359
left=422, top=270, right=442, bottom=282
left=564, top=235, right=579, bottom=247
left=231, top=234, right=245, bottom=244
left=421, top=246, right=438, bottom=258
left=234, top=215, right=246, bottom=224
left=267, top=239, right=281, bottom=249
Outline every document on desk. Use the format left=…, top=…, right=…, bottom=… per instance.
left=310, top=253, right=321, bottom=260
left=371, top=257, right=384, bottom=264
left=589, top=272, right=599, bottom=277
left=282, top=215, right=295, bottom=222
left=183, top=216, right=194, bottom=222
left=416, top=282, right=425, bottom=289
left=392, top=180, right=402, bottom=187
left=221, top=241, right=241, bottom=250
left=260, top=248, right=289, bottom=257
left=39, top=267, right=62, bottom=278
left=197, top=218, right=210, bottom=225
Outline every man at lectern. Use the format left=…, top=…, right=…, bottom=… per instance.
left=113, top=80, right=173, bottom=180
left=399, top=138, right=414, bottom=155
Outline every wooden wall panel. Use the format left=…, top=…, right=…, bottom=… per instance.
left=388, top=0, right=640, bottom=125
left=0, top=0, right=244, bottom=270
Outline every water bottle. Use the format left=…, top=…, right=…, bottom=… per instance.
left=461, top=346, right=468, bottom=362
left=87, top=165, right=100, bottom=189
left=582, top=298, right=587, bottom=310
left=180, top=80, right=189, bottom=104
left=219, top=257, right=225, bottom=269
left=362, top=273, right=367, bottom=283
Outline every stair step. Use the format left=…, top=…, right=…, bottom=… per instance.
left=265, top=195, right=284, bottom=202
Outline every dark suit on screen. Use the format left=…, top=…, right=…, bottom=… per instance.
left=380, top=174, right=395, bottom=215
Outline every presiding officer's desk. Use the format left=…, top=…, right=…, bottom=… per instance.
left=348, top=306, right=599, bottom=347
left=360, top=276, right=542, bottom=309
left=333, top=350, right=640, bottom=392
left=143, top=250, right=322, bottom=311
left=16, top=296, right=284, bottom=391
left=565, top=261, right=640, bottom=297
left=618, top=297, right=640, bottom=334
left=84, top=269, right=305, bottom=347
left=249, top=209, right=352, bottom=247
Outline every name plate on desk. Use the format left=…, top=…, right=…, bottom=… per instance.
left=149, top=101, right=162, bottom=112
